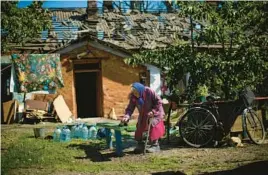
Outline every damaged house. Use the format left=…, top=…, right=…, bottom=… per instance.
left=1, top=1, right=199, bottom=122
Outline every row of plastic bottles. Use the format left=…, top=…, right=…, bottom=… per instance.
left=53, top=123, right=98, bottom=142
left=53, top=126, right=70, bottom=142
left=71, top=123, right=98, bottom=140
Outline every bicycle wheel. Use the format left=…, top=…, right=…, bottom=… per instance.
left=244, top=109, right=265, bottom=144
left=179, top=107, right=217, bottom=148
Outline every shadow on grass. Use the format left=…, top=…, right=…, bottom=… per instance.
left=26, top=135, right=54, bottom=141
left=151, top=161, right=268, bottom=175
left=159, top=133, right=236, bottom=150
left=68, top=143, right=112, bottom=162
left=66, top=135, right=190, bottom=163
left=200, top=160, right=268, bottom=175
left=159, top=135, right=194, bottom=150
left=67, top=138, right=138, bottom=162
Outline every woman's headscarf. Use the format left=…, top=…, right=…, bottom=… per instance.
left=132, top=82, right=145, bottom=105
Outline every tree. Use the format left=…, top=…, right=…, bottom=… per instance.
left=1, top=1, right=51, bottom=52
left=125, top=1, right=268, bottom=100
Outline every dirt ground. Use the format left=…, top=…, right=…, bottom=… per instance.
left=93, top=137, right=268, bottom=175
left=133, top=142, right=268, bottom=175
left=1, top=122, right=268, bottom=175
left=52, top=141, right=268, bottom=175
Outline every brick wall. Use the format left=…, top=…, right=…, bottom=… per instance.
left=57, top=58, right=74, bottom=114
left=57, top=46, right=146, bottom=118
left=102, top=55, right=145, bottom=118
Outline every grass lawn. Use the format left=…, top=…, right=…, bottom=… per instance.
left=1, top=121, right=268, bottom=175
left=1, top=124, right=182, bottom=175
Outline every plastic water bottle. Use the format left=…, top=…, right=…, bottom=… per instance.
left=65, top=126, right=71, bottom=141
left=81, top=124, right=89, bottom=140
left=53, top=127, right=61, bottom=142
left=88, top=126, right=92, bottom=139
left=78, top=123, right=84, bottom=139
left=71, top=125, right=76, bottom=138
left=89, top=125, right=97, bottom=139
left=73, top=124, right=80, bottom=138
left=60, top=126, right=71, bottom=142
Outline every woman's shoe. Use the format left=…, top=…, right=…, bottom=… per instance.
left=133, top=141, right=145, bottom=154
left=146, top=144, right=160, bottom=153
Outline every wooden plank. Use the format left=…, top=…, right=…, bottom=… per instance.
left=231, top=110, right=262, bottom=132
left=231, top=115, right=243, bottom=132
left=96, top=70, right=102, bottom=117
left=8, top=43, right=48, bottom=47
left=96, top=122, right=136, bottom=131
left=2, top=100, right=16, bottom=124
left=72, top=62, right=78, bottom=119
left=12, top=47, right=43, bottom=50
left=73, top=59, right=101, bottom=64
left=97, top=68, right=104, bottom=117
left=74, top=69, right=100, bottom=73
left=53, top=95, right=73, bottom=123
left=25, top=100, right=48, bottom=111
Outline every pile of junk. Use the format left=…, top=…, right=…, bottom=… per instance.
left=2, top=93, right=73, bottom=124
left=1, top=54, right=73, bottom=124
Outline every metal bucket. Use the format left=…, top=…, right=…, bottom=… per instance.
left=33, top=128, right=46, bottom=139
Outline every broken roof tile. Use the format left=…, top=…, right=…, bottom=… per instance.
left=10, top=9, right=194, bottom=52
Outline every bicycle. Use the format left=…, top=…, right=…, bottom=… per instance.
left=176, top=88, right=266, bottom=148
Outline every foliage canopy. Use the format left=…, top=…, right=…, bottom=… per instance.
left=1, top=1, right=51, bottom=52
left=125, top=1, right=268, bottom=101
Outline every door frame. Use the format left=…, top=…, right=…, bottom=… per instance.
left=72, top=59, right=103, bottom=118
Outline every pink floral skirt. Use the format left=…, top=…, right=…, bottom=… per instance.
left=135, top=119, right=165, bottom=141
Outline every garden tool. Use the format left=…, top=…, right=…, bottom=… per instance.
left=144, top=117, right=153, bottom=155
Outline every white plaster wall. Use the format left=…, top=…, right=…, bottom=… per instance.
left=145, top=64, right=161, bottom=96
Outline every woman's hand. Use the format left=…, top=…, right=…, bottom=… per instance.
left=148, top=111, right=154, bottom=118
left=121, top=115, right=130, bottom=123
left=147, top=111, right=160, bottom=127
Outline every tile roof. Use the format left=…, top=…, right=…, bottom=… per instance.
left=94, top=12, right=192, bottom=50
left=9, top=9, right=198, bottom=53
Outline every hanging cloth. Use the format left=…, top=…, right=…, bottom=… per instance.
left=11, top=54, right=64, bottom=93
